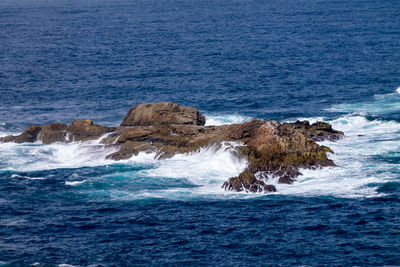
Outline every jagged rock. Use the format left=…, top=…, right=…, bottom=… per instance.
left=285, top=120, right=344, bottom=141
left=232, top=120, right=336, bottom=176
left=120, top=102, right=206, bottom=127
left=222, top=171, right=276, bottom=193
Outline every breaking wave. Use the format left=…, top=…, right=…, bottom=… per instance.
left=1, top=90, right=400, bottom=199
left=327, top=87, right=400, bottom=116
left=276, top=115, right=400, bottom=198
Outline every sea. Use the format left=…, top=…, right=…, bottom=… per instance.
left=0, top=0, right=399, bottom=265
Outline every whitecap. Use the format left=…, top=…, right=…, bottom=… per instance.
left=65, top=180, right=87, bottom=186
left=326, top=88, right=400, bottom=115
left=11, top=174, right=45, bottom=180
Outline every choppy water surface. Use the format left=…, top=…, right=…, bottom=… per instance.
left=1, top=0, right=400, bottom=265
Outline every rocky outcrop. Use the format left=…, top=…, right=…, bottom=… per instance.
left=121, top=102, right=206, bottom=127
left=0, top=120, right=115, bottom=144
left=216, top=120, right=338, bottom=192
left=0, top=125, right=42, bottom=143
left=0, top=102, right=344, bottom=193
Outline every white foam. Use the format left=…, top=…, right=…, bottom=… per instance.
left=0, top=135, right=119, bottom=172
left=0, top=131, right=20, bottom=138
left=205, top=114, right=251, bottom=126
left=11, top=174, right=45, bottom=180
left=65, top=180, right=87, bottom=186
left=142, top=142, right=248, bottom=194
left=396, top=86, right=400, bottom=94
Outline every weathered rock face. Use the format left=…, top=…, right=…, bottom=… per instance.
left=0, top=102, right=344, bottom=194
left=120, top=102, right=206, bottom=127
left=39, top=123, right=68, bottom=144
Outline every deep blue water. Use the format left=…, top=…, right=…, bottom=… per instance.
left=1, top=0, right=400, bottom=265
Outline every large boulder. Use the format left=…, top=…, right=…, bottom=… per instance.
left=120, top=102, right=206, bottom=127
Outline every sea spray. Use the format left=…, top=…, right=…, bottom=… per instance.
left=277, top=114, right=400, bottom=198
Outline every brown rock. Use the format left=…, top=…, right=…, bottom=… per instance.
left=0, top=125, right=42, bottom=143
left=39, top=123, right=68, bottom=144
left=120, top=102, right=206, bottom=127
left=0, top=120, right=115, bottom=144
left=66, top=120, right=115, bottom=141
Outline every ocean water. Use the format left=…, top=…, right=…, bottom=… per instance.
left=1, top=0, right=400, bottom=265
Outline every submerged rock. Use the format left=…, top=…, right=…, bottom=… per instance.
left=0, top=102, right=344, bottom=194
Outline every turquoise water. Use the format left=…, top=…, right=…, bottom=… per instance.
left=1, top=0, right=400, bottom=265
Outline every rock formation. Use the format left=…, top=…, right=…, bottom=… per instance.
left=0, top=120, right=115, bottom=144
left=120, top=102, right=206, bottom=127
left=0, top=102, right=344, bottom=193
